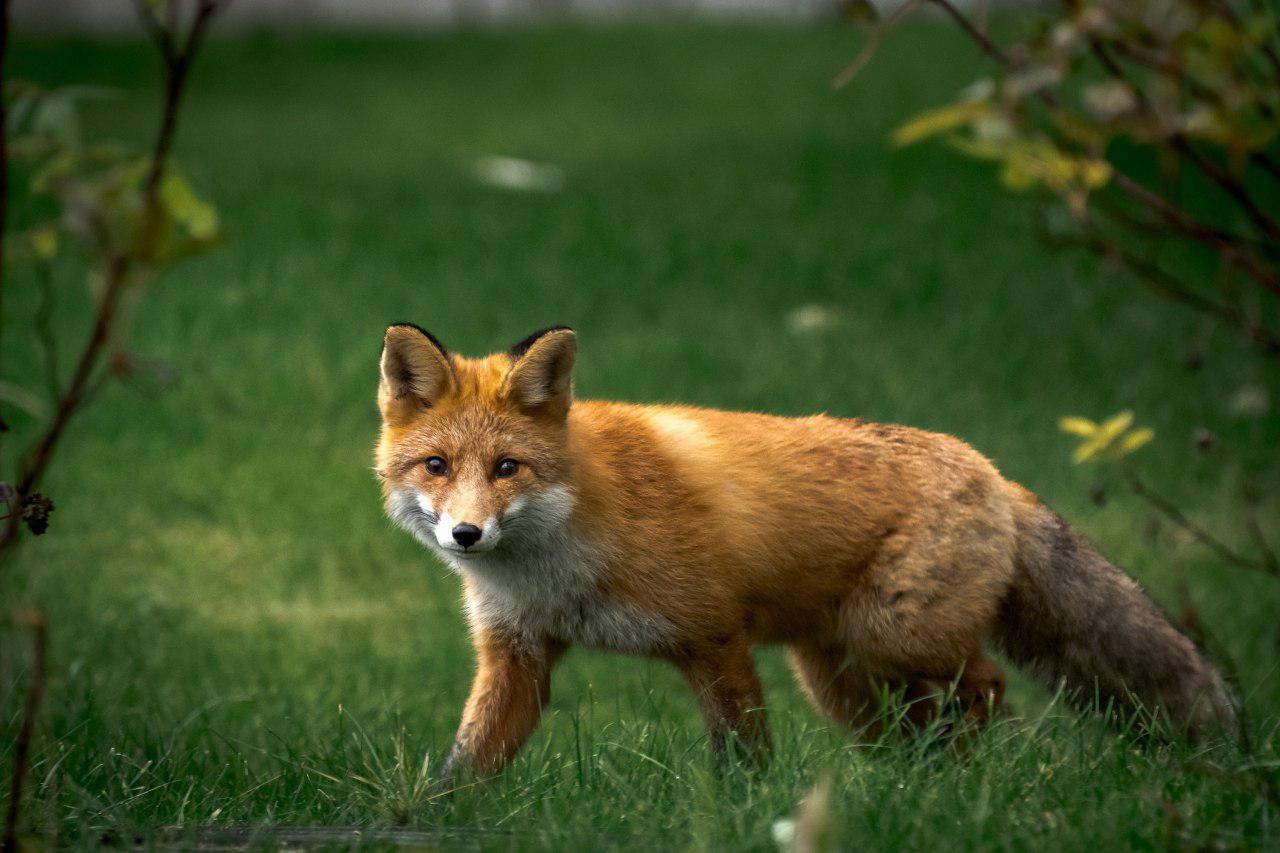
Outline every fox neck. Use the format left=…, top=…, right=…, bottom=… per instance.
left=450, top=484, right=672, bottom=653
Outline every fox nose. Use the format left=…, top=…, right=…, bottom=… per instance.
left=451, top=523, right=482, bottom=548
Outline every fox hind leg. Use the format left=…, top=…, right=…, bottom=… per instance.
left=787, top=642, right=938, bottom=738
left=954, top=648, right=1006, bottom=725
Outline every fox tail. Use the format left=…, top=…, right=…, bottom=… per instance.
left=994, top=499, right=1237, bottom=736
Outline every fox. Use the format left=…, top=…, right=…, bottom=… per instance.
left=375, top=323, right=1236, bottom=777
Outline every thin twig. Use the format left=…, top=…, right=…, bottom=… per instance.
left=33, top=262, right=60, bottom=399
left=833, top=0, right=923, bottom=90
left=132, top=0, right=177, bottom=64
left=0, top=0, right=10, bottom=431
left=1116, top=172, right=1279, bottom=284
left=1038, top=217, right=1280, bottom=355
left=1244, top=510, right=1280, bottom=576
left=1114, top=173, right=1280, bottom=296
left=2, top=610, right=48, bottom=853
left=929, top=0, right=1011, bottom=66
left=1124, top=468, right=1276, bottom=577
left=1177, top=139, right=1280, bottom=240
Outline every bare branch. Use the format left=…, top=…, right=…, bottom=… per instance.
left=1108, top=171, right=1280, bottom=297
left=928, top=0, right=1011, bottom=66
left=1124, top=468, right=1278, bottom=577
left=833, top=0, right=924, bottom=90
left=2, top=610, right=48, bottom=853
left=1244, top=509, right=1280, bottom=577
left=1038, top=215, right=1280, bottom=355
left=1177, top=140, right=1280, bottom=240
left=132, top=0, right=177, bottom=64
left=0, top=0, right=10, bottom=437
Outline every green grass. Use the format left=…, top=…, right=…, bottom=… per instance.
left=3, top=20, right=1279, bottom=850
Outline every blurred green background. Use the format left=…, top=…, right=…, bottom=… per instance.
left=3, top=20, right=1278, bottom=849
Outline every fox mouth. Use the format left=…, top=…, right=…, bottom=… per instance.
left=438, top=542, right=497, bottom=557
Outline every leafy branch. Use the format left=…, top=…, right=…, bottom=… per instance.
left=0, top=2, right=228, bottom=848
left=848, top=0, right=1280, bottom=357
left=0, top=0, right=227, bottom=565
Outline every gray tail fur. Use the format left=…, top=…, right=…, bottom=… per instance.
left=994, top=502, right=1237, bottom=737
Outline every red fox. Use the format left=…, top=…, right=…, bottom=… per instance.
left=375, top=324, right=1235, bottom=776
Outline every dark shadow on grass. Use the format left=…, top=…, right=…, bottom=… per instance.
left=117, top=824, right=537, bottom=850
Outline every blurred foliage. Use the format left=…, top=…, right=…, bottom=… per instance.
left=6, top=81, right=220, bottom=288
left=0, top=0, right=226, bottom=548
left=879, top=0, right=1280, bottom=355
left=861, top=0, right=1280, bottom=621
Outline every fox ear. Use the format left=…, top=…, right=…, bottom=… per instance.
left=503, top=326, right=576, bottom=416
left=379, top=324, right=454, bottom=418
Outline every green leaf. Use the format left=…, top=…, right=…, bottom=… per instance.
left=32, top=91, right=79, bottom=147
left=0, top=381, right=48, bottom=419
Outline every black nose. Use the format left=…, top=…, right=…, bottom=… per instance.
left=452, top=523, right=482, bottom=548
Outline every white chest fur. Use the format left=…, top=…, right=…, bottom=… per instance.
left=454, top=537, right=674, bottom=654
left=440, top=487, right=674, bottom=654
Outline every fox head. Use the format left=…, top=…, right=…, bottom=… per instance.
left=375, top=324, right=577, bottom=563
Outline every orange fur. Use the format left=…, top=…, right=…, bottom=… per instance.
left=376, top=325, right=1233, bottom=777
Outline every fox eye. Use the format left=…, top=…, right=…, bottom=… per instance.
left=495, top=459, right=519, bottom=479
left=424, top=456, right=448, bottom=476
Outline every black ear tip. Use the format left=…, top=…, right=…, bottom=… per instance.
left=508, top=325, right=575, bottom=359
left=385, top=322, right=449, bottom=356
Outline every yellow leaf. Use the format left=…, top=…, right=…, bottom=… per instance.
left=1118, top=427, right=1154, bottom=455
left=30, top=225, right=58, bottom=260
left=950, top=137, right=1009, bottom=162
left=1058, top=416, right=1098, bottom=437
left=892, top=100, right=992, bottom=147
left=1080, top=159, right=1112, bottom=189
left=160, top=171, right=220, bottom=241
left=1072, top=438, right=1104, bottom=464
left=1099, top=410, right=1134, bottom=440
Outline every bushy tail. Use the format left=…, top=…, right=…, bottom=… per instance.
left=994, top=500, right=1237, bottom=736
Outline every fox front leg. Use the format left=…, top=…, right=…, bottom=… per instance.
left=678, top=636, right=772, bottom=766
left=439, top=631, right=565, bottom=781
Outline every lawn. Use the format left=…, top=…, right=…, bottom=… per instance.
left=3, top=19, right=1279, bottom=850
